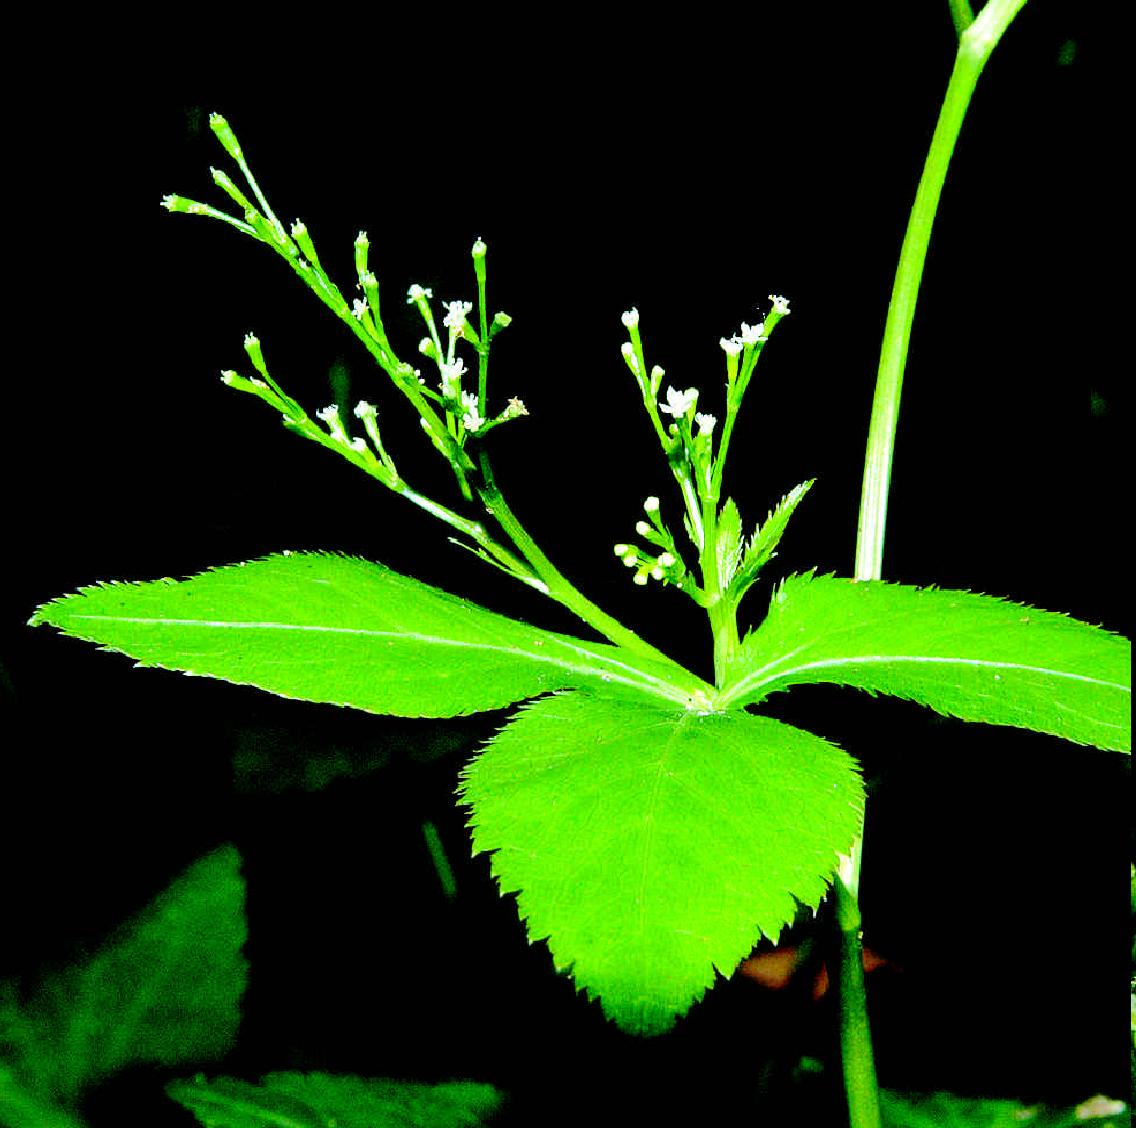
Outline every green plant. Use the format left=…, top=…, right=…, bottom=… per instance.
left=18, top=5, right=1129, bottom=1127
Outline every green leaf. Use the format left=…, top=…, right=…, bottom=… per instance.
left=167, top=1072, right=504, bottom=1128
left=729, top=479, right=814, bottom=600
left=715, top=497, right=744, bottom=587
left=1, top=846, right=246, bottom=1104
left=0, top=1067, right=86, bottom=1128
left=880, top=1088, right=1130, bottom=1127
left=720, top=574, right=1131, bottom=752
left=459, top=690, right=864, bottom=1035
left=30, top=552, right=708, bottom=718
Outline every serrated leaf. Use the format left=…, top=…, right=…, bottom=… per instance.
left=715, top=498, right=744, bottom=587
left=459, top=690, right=864, bottom=1035
left=730, top=479, right=814, bottom=598
left=167, top=1071, right=504, bottom=1128
left=4, top=846, right=246, bottom=1103
left=720, top=574, right=1131, bottom=751
left=30, top=552, right=708, bottom=718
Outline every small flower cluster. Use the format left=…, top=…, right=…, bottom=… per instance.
left=619, top=308, right=666, bottom=403
left=221, top=335, right=401, bottom=489
left=613, top=294, right=792, bottom=596
left=613, top=496, right=688, bottom=588
left=718, top=295, right=790, bottom=395
left=403, top=244, right=527, bottom=442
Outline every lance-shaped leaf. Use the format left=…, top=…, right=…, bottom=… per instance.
left=30, top=553, right=709, bottom=718
left=719, top=574, right=1131, bottom=752
left=727, top=479, right=814, bottom=601
left=459, top=691, right=864, bottom=1036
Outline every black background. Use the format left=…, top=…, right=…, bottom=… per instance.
left=2, top=6, right=1129, bottom=1125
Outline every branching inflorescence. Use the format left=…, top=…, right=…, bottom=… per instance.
left=164, top=114, right=808, bottom=685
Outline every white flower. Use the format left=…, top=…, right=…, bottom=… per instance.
left=406, top=283, right=433, bottom=304
left=740, top=321, right=767, bottom=344
left=695, top=412, right=717, bottom=436
left=620, top=341, right=641, bottom=375
left=351, top=298, right=368, bottom=321
left=719, top=336, right=743, bottom=357
left=635, top=520, right=652, bottom=537
left=621, top=307, right=639, bottom=328
left=439, top=358, right=466, bottom=398
left=643, top=496, right=660, bottom=513
left=768, top=293, right=790, bottom=315
left=316, top=404, right=347, bottom=443
left=443, top=300, right=473, bottom=330
left=658, top=551, right=675, bottom=567
left=353, top=400, right=375, bottom=419
left=460, top=390, right=483, bottom=433
left=660, top=386, right=698, bottom=417
left=471, top=237, right=487, bottom=258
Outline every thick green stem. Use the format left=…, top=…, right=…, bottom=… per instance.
left=842, top=4, right=1030, bottom=1127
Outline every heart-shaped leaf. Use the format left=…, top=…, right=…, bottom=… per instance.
left=459, top=691, right=864, bottom=1035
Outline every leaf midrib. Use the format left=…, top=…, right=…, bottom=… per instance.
left=723, top=650, right=1132, bottom=708
left=63, top=612, right=697, bottom=705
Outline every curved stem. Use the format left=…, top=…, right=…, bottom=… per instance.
left=842, top=5, right=1031, bottom=1127
left=855, top=0, right=1028, bottom=585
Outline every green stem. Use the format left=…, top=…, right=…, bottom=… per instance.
left=842, top=4, right=1030, bottom=1126
left=834, top=868, right=881, bottom=1128
left=855, top=0, right=1029, bottom=584
left=475, top=454, right=684, bottom=671
left=948, top=0, right=975, bottom=36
